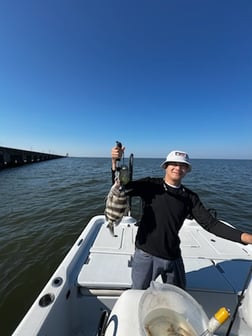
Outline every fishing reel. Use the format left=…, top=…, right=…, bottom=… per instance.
left=115, top=141, right=133, bottom=185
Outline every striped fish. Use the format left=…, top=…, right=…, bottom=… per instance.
left=104, top=184, right=128, bottom=236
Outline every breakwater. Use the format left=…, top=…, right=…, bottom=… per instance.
left=0, top=146, right=65, bottom=169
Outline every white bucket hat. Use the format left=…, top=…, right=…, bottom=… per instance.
left=160, top=150, right=192, bottom=172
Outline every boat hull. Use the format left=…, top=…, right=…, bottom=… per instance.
left=13, top=215, right=252, bottom=336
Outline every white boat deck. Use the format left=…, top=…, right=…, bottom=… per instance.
left=13, top=215, right=252, bottom=336
left=78, top=218, right=252, bottom=290
left=77, top=217, right=252, bottom=331
left=78, top=219, right=137, bottom=289
left=181, top=220, right=252, bottom=290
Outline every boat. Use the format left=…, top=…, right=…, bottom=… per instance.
left=12, top=214, right=252, bottom=336
left=12, top=153, right=252, bottom=336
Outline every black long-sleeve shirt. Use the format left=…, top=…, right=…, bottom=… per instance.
left=118, top=175, right=243, bottom=260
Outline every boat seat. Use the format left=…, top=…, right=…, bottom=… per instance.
left=77, top=252, right=132, bottom=289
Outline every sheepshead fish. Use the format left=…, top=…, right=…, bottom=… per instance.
left=105, top=184, right=128, bottom=236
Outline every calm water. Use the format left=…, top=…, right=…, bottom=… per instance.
left=1, top=157, right=252, bottom=335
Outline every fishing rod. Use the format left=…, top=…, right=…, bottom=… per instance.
left=115, top=141, right=134, bottom=215
left=225, top=265, right=252, bottom=336
left=127, top=153, right=134, bottom=215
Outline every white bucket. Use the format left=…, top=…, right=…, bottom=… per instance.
left=138, top=281, right=209, bottom=336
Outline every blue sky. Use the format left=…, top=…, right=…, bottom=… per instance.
left=0, top=0, right=251, bottom=159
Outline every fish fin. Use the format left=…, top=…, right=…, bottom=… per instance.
left=107, top=222, right=116, bottom=237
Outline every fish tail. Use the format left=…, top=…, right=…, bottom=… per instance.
left=107, top=222, right=116, bottom=236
